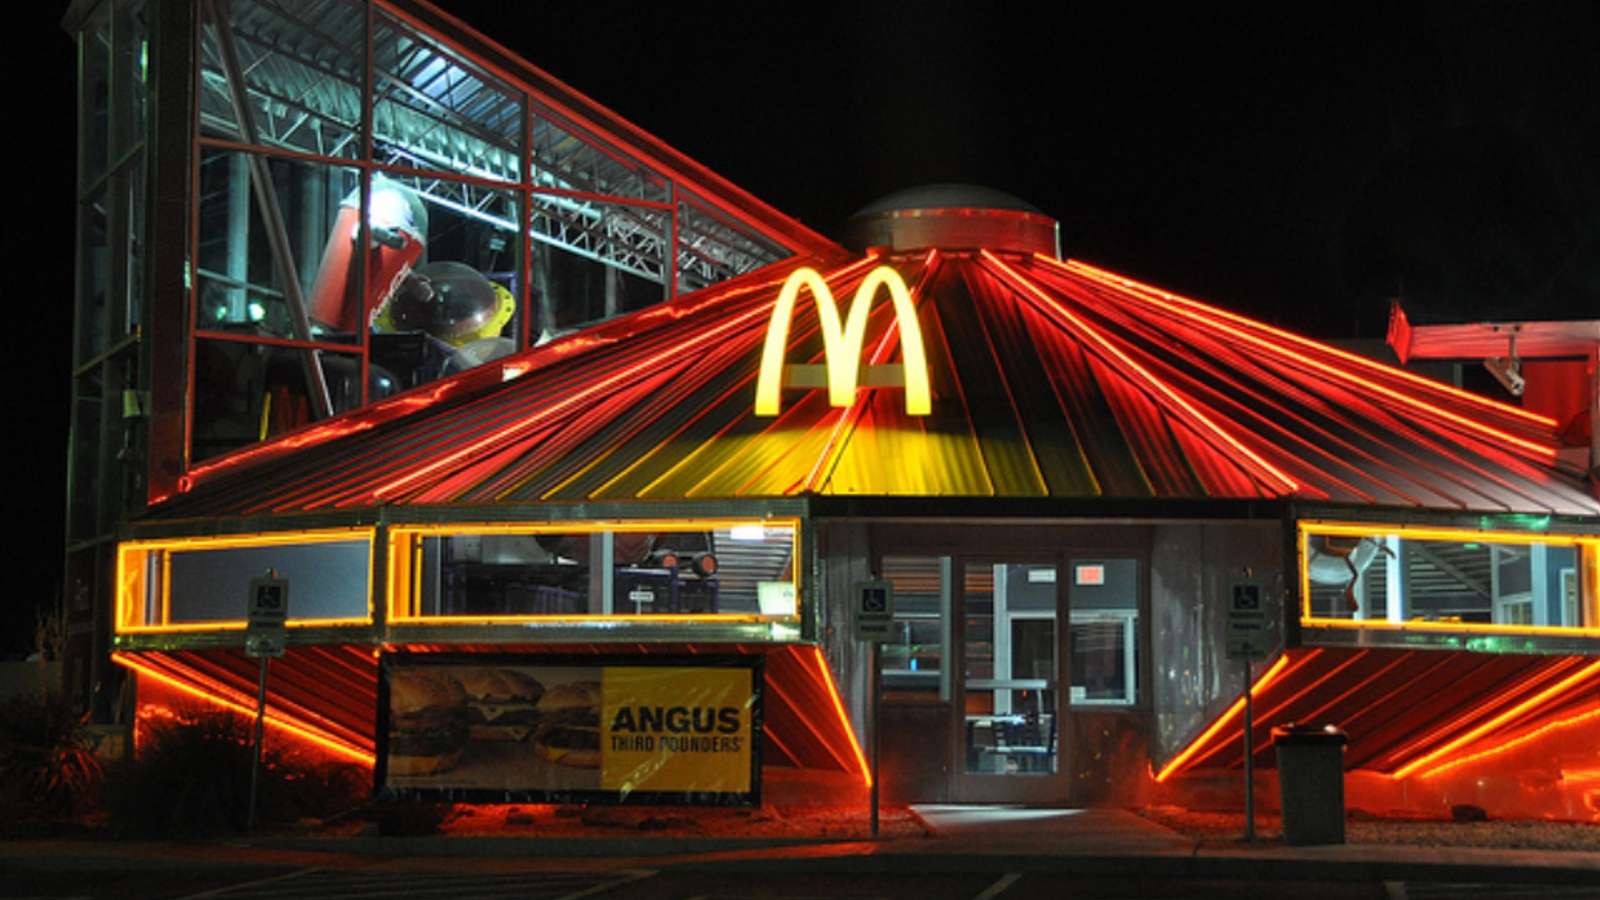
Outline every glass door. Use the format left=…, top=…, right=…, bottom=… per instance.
left=952, top=559, right=1067, bottom=802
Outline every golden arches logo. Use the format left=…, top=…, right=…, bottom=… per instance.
left=754, top=266, right=932, bottom=416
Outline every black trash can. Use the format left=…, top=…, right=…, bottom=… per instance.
left=1272, top=723, right=1347, bottom=845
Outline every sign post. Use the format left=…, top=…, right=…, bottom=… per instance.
left=245, top=570, right=288, bottom=832
left=1226, top=580, right=1268, bottom=842
left=854, top=579, right=894, bottom=838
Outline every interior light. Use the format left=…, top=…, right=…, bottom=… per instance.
left=369, top=182, right=415, bottom=232
left=729, top=524, right=766, bottom=542
left=247, top=300, right=266, bottom=322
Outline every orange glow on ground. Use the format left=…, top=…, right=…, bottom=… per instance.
left=1154, top=653, right=1293, bottom=783
left=112, top=652, right=375, bottom=766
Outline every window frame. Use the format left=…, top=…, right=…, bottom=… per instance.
left=114, top=527, right=376, bottom=633
left=1297, top=520, right=1600, bottom=636
left=385, top=518, right=802, bottom=625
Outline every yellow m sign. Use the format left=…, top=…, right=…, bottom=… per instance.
left=754, top=266, right=932, bottom=416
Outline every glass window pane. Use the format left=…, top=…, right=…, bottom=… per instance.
left=192, top=339, right=363, bottom=461
left=198, top=0, right=365, bottom=159
left=882, top=556, right=943, bottom=691
left=675, top=192, right=788, bottom=294
left=111, top=0, right=149, bottom=157
left=372, top=12, right=522, bottom=182
left=964, top=688, right=1056, bottom=774
left=163, top=539, right=370, bottom=623
left=76, top=188, right=110, bottom=362
left=410, top=524, right=795, bottom=619
left=124, top=149, right=146, bottom=335
left=529, top=107, right=667, bottom=202
left=67, top=373, right=105, bottom=541
left=367, top=174, right=521, bottom=391
left=1070, top=558, right=1139, bottom=705
left=81, top=9, right=111, bottom=184
left=1305, top=529, right=1592, bottom=629
left=530, top=195, right=668, bottom=333
left=195, top=148, right=362, bottom=343
left=962, top=564, right=994, bottom=679
left=1071, top=617, right=1133, bottom=704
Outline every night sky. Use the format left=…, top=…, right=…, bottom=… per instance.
left=6, top=1, right=1599, bottom=653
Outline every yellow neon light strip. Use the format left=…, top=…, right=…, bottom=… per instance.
left=1297, top=521, right=1600, bottom=636
left=1391, top=658, right=1600, bottom=780
left=112, top=652, right=375, bottom=765
left=755, top=265, right=932, bottom=416
left=115, top=528, right=376, bottom=634
left=385, top=518, right=802, bottom=624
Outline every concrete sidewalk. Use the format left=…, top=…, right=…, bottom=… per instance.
left=2, top=808, right=1597, bottom=889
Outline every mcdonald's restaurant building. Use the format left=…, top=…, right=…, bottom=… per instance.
left=67, top=0, right=1600, bottom=815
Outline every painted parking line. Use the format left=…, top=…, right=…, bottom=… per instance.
left=970, top=873, right=1021, bottom=900
left=175, top=867, right=655, bottom=900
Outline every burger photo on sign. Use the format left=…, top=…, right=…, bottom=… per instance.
left=455, top=667, right=545, bottom=741
left=530, top=681, right=601, bottom=769
left=387, top=669, right=471, bottom=776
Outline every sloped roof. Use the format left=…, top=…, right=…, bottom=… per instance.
left=155, top=251, right=1600, bottom=518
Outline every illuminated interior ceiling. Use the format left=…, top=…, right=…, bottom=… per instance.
left=1156, top=646, right=1600, bottom=782
left=157, top=247, right=1600, bottom=517
left=196, top=0, right=802, bottom=290
left=113, top=643, right=867, bottom=782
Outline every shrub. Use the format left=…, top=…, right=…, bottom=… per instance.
left=104, top=709, right=366, bottom=837
left=0, top=690, right=102, bottom=820
left=367, top=793, right=455, bottom=836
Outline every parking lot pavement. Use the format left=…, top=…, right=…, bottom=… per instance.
left=165, top=867, right=655, bottom=900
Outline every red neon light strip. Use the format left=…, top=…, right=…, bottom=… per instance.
left=371, top=313, right=765, bottom=502
left=1419, top=702, right=1600, bottom=781
left=809, top=645, right=873, bottom=788
left=1154, top=653, right=1293, bottom=783
left=1048, top=258, right=1559, bottom=461
left=112, top=652, right=375, bottom=766
left=1381, top=657, right=1584, bottom=768
left=1390, top=658, right=1600, bottom=780
left=1050, top=257, right=1557, bottom=429
left=981, top=251, right=1300, bottom=495
left=760, top=664, right=858, bottom=776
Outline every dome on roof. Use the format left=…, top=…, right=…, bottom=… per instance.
left=850, top=183, right=1045, bottom=219
left=842, top=183, right=1060, bottom=256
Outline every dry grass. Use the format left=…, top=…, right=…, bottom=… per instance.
left=1138, top=807, right=1600, bottom=853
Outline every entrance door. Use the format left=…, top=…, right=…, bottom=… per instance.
left=951, top=559, right=1067, bottom=802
